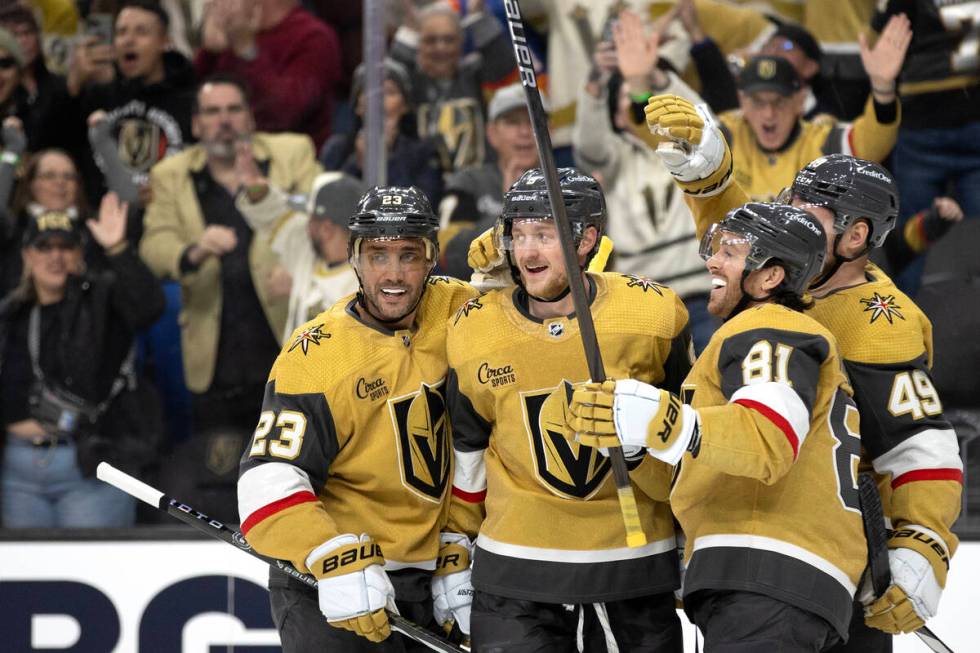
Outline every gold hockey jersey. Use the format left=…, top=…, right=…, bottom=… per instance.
left=719, top=96, right=901, bottom=201
left=237, top=277, right=479, bottom=576
left=679, top=176, right=963, bottom=573
left=446, top=272, right=691, bottom=602
left=807, top=265, right=963, bottom=562
left=675, top=303, right=866, bottom=637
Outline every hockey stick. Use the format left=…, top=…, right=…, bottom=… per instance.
left=502, top=0, right=647, bottom=549
left=96, top=463, right=467, bottom=653
left=858, top=473, right=955, bottom=653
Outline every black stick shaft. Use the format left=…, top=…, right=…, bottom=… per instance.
left=501, top=0, right=646, bottom=548
left=96, top=463, right=465, bottom=653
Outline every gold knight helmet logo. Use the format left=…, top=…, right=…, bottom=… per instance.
left=523, top=381, right=610, bottom=500
left=389, top=380, right=452, bottom=503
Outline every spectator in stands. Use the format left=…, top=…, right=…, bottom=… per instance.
left=514, top=0, right=772, bottom=163
left=76, top=0, right=195, bottom=233
left=320, top=58, right=442, bottom=206
left=0, top=5, right=77, bottom=152
left=139, top=75, right=319, bottom=440
left=573, top=9, right=715, bottom=351
left=437, top=83, right=539, bottom=280
left=678, top=1, right=837, bottom=121
left=710, top=16, right=907, bottom=202
left=0, top=193, right=165, bottom=528
left=238, top=171, right=366, bottom=339
left=196, top=0, right=341, bottom=150
left=0, top=145, right=91, bottom=297
left=874, top=1, right=980, bottom=293
left=390, top=0, right=513, bottom=175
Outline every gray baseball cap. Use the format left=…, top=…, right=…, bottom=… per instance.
left=308, top=172, right=369, bottom=227
left=488, top=83, right=541, bottom=122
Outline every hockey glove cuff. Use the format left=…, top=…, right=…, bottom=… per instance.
left=865, top=529, right=947, bottom=634
left=432, top=533, right=474, bottom=636
left=307, top=533, right=396, bottom=642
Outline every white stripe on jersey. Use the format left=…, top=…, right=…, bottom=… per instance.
left=730, top=381, right=811, bottom=448
left=872, top=428, right=963, bottom=478
left=476, top=533, right=676, bottom=564
left=453, top=447, right=487, bottom=493
left=693, top=533, right=856, bottom=595
left=238, top=462, right=315, bottom=524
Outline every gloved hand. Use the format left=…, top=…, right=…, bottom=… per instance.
left=432, top=532, right=474, bottom=636
left=567, top=379, right=700, bottom=465
left=468, top=224, right=506, bottom=273
left=644, top=95, right=732, bottom=196
left=307, top=533, right=397, bottom=642
left=865, top=528, right=948, bottom=634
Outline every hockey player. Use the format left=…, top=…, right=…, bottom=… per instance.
left=567, top=202, right=868, bottom=651
left=643, top=94, right=963, bottom=650
left=236, top=186, right=479, bottom=651
left=447, top=168, right=692, bottom=652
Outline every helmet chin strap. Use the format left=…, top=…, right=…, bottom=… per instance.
left=808, top=233, right=869, bottom=290
left=526, top=285, right=572, bottom=303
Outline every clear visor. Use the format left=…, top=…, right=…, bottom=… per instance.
left=352, top=237, right=436, bottom=272
left=699, top=224, right=764, bottom=269
left=500, top=217, right=560, bottom=251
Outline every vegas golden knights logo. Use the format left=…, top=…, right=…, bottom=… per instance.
left=117, top=119, right=162, bottom=172
left=417, top=98, right=484, bottom=172
left=389, top=380, right=452, bottom=503
left=522, top=381, right=610, bottom=500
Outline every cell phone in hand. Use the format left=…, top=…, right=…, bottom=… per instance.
left=84, top=13, right=114, bottom=45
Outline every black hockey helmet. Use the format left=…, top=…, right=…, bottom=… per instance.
left=348, top=185, right=440, bottom=260
left=500, top=167, right=606, bottom=260
left=701, top=202, right=827, bottom=296
left=785, top=154, right=898, bottom=248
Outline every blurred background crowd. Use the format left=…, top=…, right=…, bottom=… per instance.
left=0, top=0, right=976, bottom=535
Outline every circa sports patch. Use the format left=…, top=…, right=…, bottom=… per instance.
left=859, top=292, right=905, bottom=324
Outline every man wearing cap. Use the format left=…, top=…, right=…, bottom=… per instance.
left=237, top=171, right=367, bottom=339
left=716, top=36, right=904, bottom=201
left=437, top=83, right=539, bottom=280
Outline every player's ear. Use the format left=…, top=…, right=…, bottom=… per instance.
left=761, top=263, right=786, bottom=292
left=577, top=226, right=598, bottom=259
left=844, top=219, right=871, bottom=255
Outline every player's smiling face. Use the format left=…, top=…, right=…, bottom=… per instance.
left=354, top=238, right=432, bottom=329
left=510, top=218, right=570, bottom=300
left=704, top=229, right=752, bottom=318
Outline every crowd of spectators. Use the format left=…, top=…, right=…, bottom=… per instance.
left=0, top=0, right=976, bottom=531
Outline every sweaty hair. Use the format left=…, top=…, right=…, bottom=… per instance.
left=764, top=260, right=814, bottom=312
left=116, top=0, right=171, bottom=31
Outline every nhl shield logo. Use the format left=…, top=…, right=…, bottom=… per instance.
left=522, top=381, right=610, bottom=500
left=389, top=380, right=452, bottom=503
left=548, top=322, right=564, bottom=337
